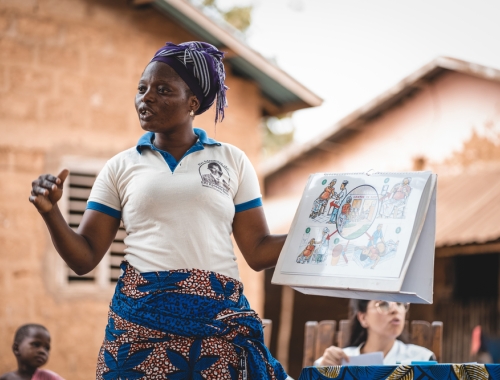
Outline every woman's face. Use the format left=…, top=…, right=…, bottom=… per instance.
left=135, top=61, right=198, bottom=134
left=358, top=301, right=406, bottom=341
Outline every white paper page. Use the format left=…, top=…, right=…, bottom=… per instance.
left=280, top=172, right=431, bottom=280
left=341, top=352, right=384, bottom=366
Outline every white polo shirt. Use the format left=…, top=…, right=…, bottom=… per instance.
left=87, top=128, right=262, bottom=280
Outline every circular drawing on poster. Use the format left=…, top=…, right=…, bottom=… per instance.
left=336, top=185, right=379, bottom=240
left=306, top=227, right=311, bottom=233
left=322, top=179, right=327, bottom=185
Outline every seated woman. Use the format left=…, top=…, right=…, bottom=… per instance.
left=315, top=299, right=435, bottom=366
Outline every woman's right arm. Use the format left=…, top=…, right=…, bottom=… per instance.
left=30, top=169, right=120, bottom=275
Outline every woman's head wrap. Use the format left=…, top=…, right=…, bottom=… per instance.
left=150, top=41, right=228, bottom=123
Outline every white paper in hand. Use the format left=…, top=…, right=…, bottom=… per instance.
left=341, top=352, right=384, bottom=366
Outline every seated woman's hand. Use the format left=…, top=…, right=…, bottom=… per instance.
left=320, top=345, right=350, bottom=366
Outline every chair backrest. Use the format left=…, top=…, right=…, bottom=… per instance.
left=262, top=318, right=273, bottom=348
left=303, top=319, right=443, bottom=367
left=410, top=320, right=443, bottom=363
left=303, top=320, right=337, bottom=368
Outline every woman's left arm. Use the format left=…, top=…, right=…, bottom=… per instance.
left=232, top=206, right=286, bottom=271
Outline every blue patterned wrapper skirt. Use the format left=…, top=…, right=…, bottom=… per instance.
left=96, top=261, right=288, bottom=380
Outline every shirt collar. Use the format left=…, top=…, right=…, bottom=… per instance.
left=136, top=128, right=220, bottom=154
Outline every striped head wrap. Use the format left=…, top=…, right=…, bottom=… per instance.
left=150, top=41, right=228, bottom=123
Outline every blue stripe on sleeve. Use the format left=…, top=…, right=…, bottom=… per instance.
left=235, top=197, right=263, bottom=213
left=87, top=201, right=121, bottom=219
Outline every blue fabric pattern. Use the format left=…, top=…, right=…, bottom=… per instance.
left=298, top=364, right=500, bottom=380
left=96, top=261, right=287, bottom=380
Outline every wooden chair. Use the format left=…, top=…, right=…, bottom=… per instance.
left=262, top=318, right=273, bottom=348
left=303, top=320, right=337, bottom=368
left=303, top=319, right=443, bottom=367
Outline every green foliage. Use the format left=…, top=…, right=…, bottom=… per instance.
left=262, top=116, right=295, bottom=158
left=223, top=6, right=252, bottom=32
left=199, top=0, right=253, bottom=32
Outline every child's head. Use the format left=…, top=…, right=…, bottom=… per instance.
left=12, top=324, right=51, bottom=369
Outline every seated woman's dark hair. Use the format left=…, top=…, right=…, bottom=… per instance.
left=345, top=299, right=408, bottom=348
left=345, top=299, right=370, bottom=347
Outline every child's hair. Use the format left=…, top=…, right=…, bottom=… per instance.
left=14, top=323, right=49, bottom=345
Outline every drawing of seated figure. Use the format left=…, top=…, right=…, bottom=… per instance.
left=310, top=179, right=336, bottom=219
left=337, top=196, right=352, bottom=234
left=312, top=227, right=331, bottom=264
left=380, top=177, right=412, bottom=218
left=296, top=238, right=317, bottom=264
left=349, top=207, right=360, bottom=222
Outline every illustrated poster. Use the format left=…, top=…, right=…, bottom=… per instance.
left=280, top=171, right=432, bottom=279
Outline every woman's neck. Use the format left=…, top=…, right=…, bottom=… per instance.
left=153, top=128, right=198, bottom=161
left=360, top=335, right=396, bottom=357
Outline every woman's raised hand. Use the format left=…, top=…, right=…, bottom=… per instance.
left=29, top=169, right=69, bottom=213
left=321, top=346, right=350, bottom=366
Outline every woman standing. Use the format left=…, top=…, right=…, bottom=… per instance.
left=30, top=41, right=288, bottom=380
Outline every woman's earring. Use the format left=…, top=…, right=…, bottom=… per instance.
left=189, top=110, right=194, bottom=117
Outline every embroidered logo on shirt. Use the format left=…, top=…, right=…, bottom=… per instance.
left=198, top=160, right=231, bottom=195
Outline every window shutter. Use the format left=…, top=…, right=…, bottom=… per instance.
left=66, top=171, right=126, bottom=284
left=67, top=172, right=97, bottom=283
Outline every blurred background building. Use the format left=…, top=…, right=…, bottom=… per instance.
left=263, top=57, right=500, bottom=377
left=0, top=0, right=320, bottom=378
left=3, top=0, right=500, bottom=379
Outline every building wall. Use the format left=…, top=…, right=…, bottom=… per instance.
left=266, top=70, right=500, bottom=200
left=0, top=0, right=264, bottom=377
left=263, top=70, right=500, bottom=372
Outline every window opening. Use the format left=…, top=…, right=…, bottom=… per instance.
left=66, top=171, right=126, bottom=284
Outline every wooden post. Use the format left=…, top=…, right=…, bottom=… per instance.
left=431, top=321, right=443, bottom=363
left=277, top=286, right=295, bottom=371
left=262, top=319, right=272, bottom=348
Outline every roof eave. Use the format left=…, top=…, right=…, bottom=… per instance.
left=261, top=57, right=500, bottom=177
left=148, top=0, right=322, bottom=115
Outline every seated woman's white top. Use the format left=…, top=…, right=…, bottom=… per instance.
left=315, top=340, right=435, bottom=366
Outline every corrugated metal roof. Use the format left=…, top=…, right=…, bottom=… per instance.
left=436, top=168, right=500, bottom=247
left=151, top=0, right=323, bottom=115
